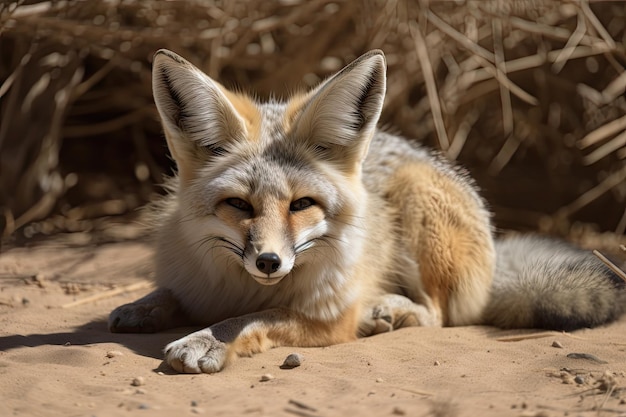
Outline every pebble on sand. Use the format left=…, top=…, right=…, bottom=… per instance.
left=131, top=376, right=145, bottom=387
left=281, top=353, right=303, bottom=369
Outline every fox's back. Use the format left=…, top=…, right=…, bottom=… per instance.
left=363, top=131, right=484, bottom=211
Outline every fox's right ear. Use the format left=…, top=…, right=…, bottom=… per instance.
left=152, top=50, right=247, bottom=180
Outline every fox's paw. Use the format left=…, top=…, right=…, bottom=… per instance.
left=165, top=330, right=228, bottom=374
left=109, top=288, right=182, bottom=333
left=108, top=303, right=167, bottom=333
left=359, top=304, right=394, bottom=336
left=359, top=294, right=441, bottom=336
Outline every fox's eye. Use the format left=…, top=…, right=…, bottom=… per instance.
left=226, top=198, right=252, bottom=212
left=290, top=197, right=315, bottom=212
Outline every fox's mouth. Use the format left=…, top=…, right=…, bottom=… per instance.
left=250, top=274, right=286, bottom=286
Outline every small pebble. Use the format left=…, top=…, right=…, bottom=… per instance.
left=191, top=400, right=198, bottom=407
left=131, top=376, right=145, bottom=387
left=551, top=341, right=563, bottom=348
left=376, top=377, right=384, bottom=383
left=434, top=360, right=441, bottom=366
left=574, top=375, right=585, bottom=384
left=106, top=350, right=123, bottom=358
left=392, top=406, right=406, bottom=415
left=35, top=274, right=47, bottom=288
left=281, top=353, right=303, bottom=369
left=260, top=373, right=274, bottom=382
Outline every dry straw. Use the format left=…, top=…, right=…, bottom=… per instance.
left=0, top=0, right=624, bottom=242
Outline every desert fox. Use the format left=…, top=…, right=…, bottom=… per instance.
left=109, top=49, right=625, bottom=373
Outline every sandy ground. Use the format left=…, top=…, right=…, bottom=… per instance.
left=1, top=238, right=626, bottom=417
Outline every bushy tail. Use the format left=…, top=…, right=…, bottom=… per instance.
left=483, top=236, right=626, bottom=331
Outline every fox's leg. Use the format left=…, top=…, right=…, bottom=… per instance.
left=387, top=163, right=495, bottom=326
left=358, top=294, right=440, bottom=337
left=164, top=306, right=359, bottom=373
left=108, top=288, right=188, bottom=333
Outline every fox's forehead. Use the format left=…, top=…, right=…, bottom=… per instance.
left=254, top=100, right=292, bottom=145
left=205, top=150, right=339, bottom=213
left=199, top=96, right=340, bottom=209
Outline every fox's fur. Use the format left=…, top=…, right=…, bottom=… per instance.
left=109, top=49, right=625, bottom=373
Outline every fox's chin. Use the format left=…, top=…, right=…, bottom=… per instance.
left=251, top=275, right=286, bottom=286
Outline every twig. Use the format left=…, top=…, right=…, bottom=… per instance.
left=601, top=71, right=626, bottom=103
left=579, top=0, right=616, bottom=50
left=426, top=8, right=539, bottom=106
left=488, top=17, right=516, bottom=175
left=397, top=386, right=434, bottom=397
left=288, top=399, right=317, bottom=412
left=284, top=409, right=318, bottom=417
left=425, top=9, right=495, bottom=64
left=488, top=134, right=521, bottom=175
left=507, top=16, right=598, bottom=47
left=61, top=108, right=150, bottom=138
left=556, top=165, right=626, bottom=218
left=551, top=9, right=586, bottom=74
left=496, top=332, right=559, bottom=342
left=61, top=280, right=154, bottom=309
left=582, top=129, right=626, bottom=165
left=578, top=114, right=626, bottom=149
left=410, top=21, right=449, bottom=151
left=592, top=250, right=626, bottom=283
left=492, top=18, right=513, bottom=139
left=458, top=45, right=611, bottom=87
left=448, top=108, right=480, bottom=160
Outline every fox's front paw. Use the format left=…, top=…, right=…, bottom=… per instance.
left=165, top=330, right=227, bottom=374
left=109, top=288, right=182, bottom=333
left=109, top=303, right=168, bottom=333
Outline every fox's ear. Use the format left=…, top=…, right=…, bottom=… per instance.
left=292, top=50, right=386, bottom=172
left=152, top=49, right=246, bottom=180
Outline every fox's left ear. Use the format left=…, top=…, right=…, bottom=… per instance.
left=292, top=50, right=386, bottom=172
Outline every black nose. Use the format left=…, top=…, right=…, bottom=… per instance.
left=256, top=252, right=281, bottom=275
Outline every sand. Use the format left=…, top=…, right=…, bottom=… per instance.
left=1, top=239, right=625, bottom=417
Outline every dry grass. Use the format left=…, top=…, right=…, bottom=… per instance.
left=0, top=0, right=624, bottom=244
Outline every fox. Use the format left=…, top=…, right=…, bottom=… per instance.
left=108, top=49, right=625, bottom=374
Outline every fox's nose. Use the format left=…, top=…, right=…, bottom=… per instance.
left=256, top=252, right=281, bottom=275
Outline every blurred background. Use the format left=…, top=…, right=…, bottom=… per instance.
left=0, top=0, right=624, bottom=249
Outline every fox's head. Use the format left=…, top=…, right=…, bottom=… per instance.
left=152, top=50, right=386, bottom=286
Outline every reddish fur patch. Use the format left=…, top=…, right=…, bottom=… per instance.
left=288, top=205, right=325, bottom=241
left=283, top=92, right=308, bottom=132
left=220, top=88, right=262, bottom=142
left=220, top=305, right=360, bottom=364
left=386, top=162, right=492, bottom=326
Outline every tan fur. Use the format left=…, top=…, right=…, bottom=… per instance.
left=283, top=92, right=309, bottom=131
left=109, top=49, right=622, bottom=374
left=385, top=162, right=494, bottom=326
left=220, top=88, right=262, bottom=141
